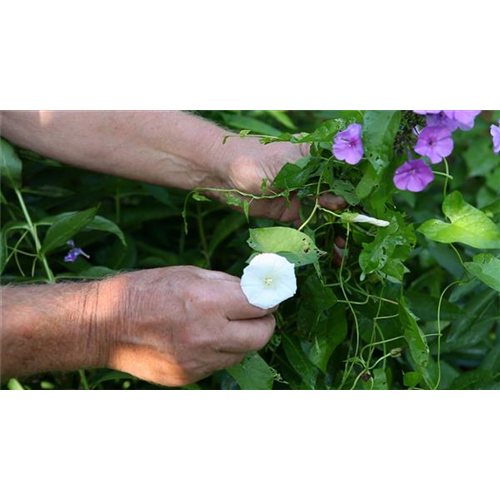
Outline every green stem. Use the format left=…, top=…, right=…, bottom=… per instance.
left=443, top=158, right=450, bottom=198
left=434, top=280, right=462, bottom=390
left=196, top=204, right=211, bottom=269
left=298, top=173, right=323, bottom=232
left=15, top=189, right=55, bottom=283
left=79, top=369, right=90, bottom=390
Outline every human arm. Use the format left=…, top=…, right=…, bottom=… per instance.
left=0, top=267, right=276, bottom=386
left=0, top=111, right=345, bottom=221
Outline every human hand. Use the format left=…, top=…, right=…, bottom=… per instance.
left=104, top=267, right=277, bottom=387
left=213, top=137, right=347, bottom=224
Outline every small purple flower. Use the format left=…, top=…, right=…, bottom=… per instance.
left=414, top=126, right=454, bottom=164
left=492, top=121, right=500, bottom=155
left=64, top=240, right=90, bottom=263
left=332, top=123, right=364, bottom=165
left=426, top=111, right=458, bottom=132
left=393, top=159, right=435, bottom=192
left=443, top=110, right=481, bottom=131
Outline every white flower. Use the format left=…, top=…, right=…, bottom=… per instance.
left=240, top=253, right=297, bottom=309
left=351, top=214, right=390, bottom=227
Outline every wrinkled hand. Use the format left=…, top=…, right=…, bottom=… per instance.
left=215, top=137, right=346, bottom=223
left=105, top=267, right=276, bottom=387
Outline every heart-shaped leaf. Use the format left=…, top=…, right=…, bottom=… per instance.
left=464, top=253, right=500, bottom=292
left=418, top=191, right=500, bottom=249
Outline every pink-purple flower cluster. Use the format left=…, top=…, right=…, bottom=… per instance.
left=394, top=110, right=482, bottom=192
left=332, top=111, right=496, bottom=194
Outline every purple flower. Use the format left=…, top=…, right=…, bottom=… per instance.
left=64, top=240, right=90, bottom=263
left=426, top=111, right=458, bottom=132
left=443, top=110, right=481, bottom=130
left=413, top=110, right=441, bottom=115
left=393, top=159, right=434, bottom=192
left=332, top=123, right=364, bottom=165
left=414, top=126, right=454, bottom=164
left=492, top=121, right=500, bottom=155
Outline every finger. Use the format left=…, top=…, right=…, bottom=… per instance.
left=224, top=283, right=279, bottom=320
left=335, top=235, right=346, bottom=249
left=319, top=193, right=347, bottom=211
left=247, top=193, right=301, bottom=223
left=333, top=247, right=344, bottom=267
left=217, top=315, right=276, bottom=353
left=299, top=142, right=311, bottom=157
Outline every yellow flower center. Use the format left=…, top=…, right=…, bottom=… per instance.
left=263, top=276, right=274, bottom=287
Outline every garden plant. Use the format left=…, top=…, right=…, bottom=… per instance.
left=1, top=110, right=500, bottom=390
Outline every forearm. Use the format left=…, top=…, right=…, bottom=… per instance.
left=0, top=279, right=119, bottom=381
left=0, top=111, right=234, bottom=191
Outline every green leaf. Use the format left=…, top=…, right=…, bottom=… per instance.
left=328, top=179, right=360, bottom=206
left=273, top=156, right=314, bottom=190
left=406, top=290, right=462, bottom=322
left=308, top=304, right=347, bottom=373
left=363, top=368, right=389, bottom=390
left=0, top=221, right=31, bottom=274
left=446, top=288, right=498, bottom=344
left=301, top=119, right=345, bottom=143
left=41, top=207, right=98, bottom=255
left=464, top=253, right=500, bottom=292
left=418, top=191, right=500, bottom=249
left=355, top=163, right=379, bottom=200
left=399, top=302, right=437, bottom=389
left=41, top=212, right=124, bottom=244
left=106, top=233, right=137, bottom=270
left=0, top=138, right=22, bottom=189
left=89, top=369, right=136, bottom=388
left=142, top=183, right=174, bottom=207
left=282, top=334, right=318, bottom=389
left=85, top=216, right=126, bottom=246
left=450, top=370, right=500, bottom=390
left=363, top=111, right=401, bottom=172
left=247, top=227, right=325, bottom=267
left=192, top=192, right=211, bottom=202
left=222, top=113, right=282, bottom=136
left=265, top=110, right=296, bottom=130
left=21, top=186, right=74, bottom=198
left=359, top=215, right=415, bottom=276
left=403, top=371, right=422, bottom=388
left=226, top=353, right=274, bottom=390
left=7, top=378, right=25, bottom=390
left=208, top=213, right=246, bottom=256
left=399, top=303, right=429, bottom=369
left=225, top=194, right=244, bottom=207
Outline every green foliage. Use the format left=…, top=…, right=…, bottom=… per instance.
left=2, top=110, right=500, bottom=390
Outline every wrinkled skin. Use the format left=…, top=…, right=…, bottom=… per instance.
left=105, top=268, right=277, bottom=387
left=106, top=141, right=346, bottom=386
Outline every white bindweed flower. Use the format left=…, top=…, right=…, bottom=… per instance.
left=240, top=253, right=297, bottom=309
left=351, top=214, right=390, bottom=227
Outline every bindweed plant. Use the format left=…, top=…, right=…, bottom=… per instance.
left=1, top=110, right=500, bottom=390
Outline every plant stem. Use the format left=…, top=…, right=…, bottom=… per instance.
left=443, top=158, right=450, bottom=198
left=434, top=280, right=462, bottom=390
left=15, top=188, right=55, bottom=283
left=196, top=204, right=211, bottom=269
